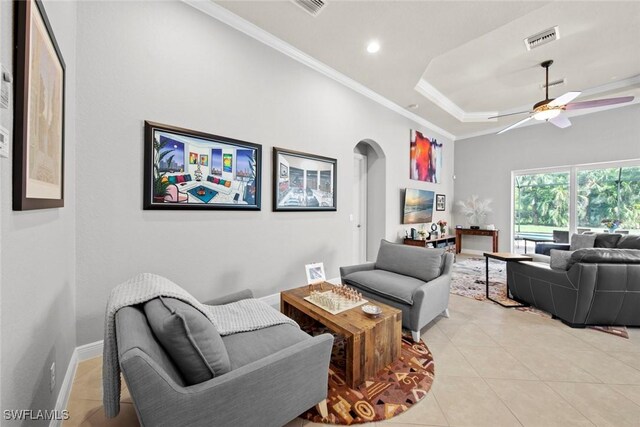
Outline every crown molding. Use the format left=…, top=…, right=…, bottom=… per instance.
left=415, top=79, right=498, bottom=123
left=182, top=0, right=456, bottom=140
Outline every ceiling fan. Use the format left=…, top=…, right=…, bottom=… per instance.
left=492, top=60, right=635, bottom=134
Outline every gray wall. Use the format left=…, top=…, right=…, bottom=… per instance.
left=74, top=1, right=454, bottom=345
left=0, top=0, right=77, bottom=421
left=454, top=104, right=640, bottom=253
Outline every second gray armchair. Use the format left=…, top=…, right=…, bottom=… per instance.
left=340, top=240, right=453, bottom=341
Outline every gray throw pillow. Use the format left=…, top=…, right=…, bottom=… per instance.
left=617, top=235, right=640, bottom=250
left=144, top=297, right=231, bottom=385
left=594, top=233, right=622, bottom=248
left=549, top=249, right=574, bottom=270
left=570, top=233, right=596, bottom=251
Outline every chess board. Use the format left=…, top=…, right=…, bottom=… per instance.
left=304, top=291, right=368, bottom=315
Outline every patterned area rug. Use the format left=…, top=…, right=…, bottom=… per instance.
left=302, top=327, right=434, bottom=425
left=452, top=257, right=629, bottom=339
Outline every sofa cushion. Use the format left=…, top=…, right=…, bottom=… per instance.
left=549, top=249, right=574, bottom=271
left=618, top=235, right=640, bottom=250
left=570, top=233, right=596, bottom=251
left=184, top=174, right=192, bottom=182
left=213, top=177, right=220, bottom=184
left=167, top=175, right=177, bottom=184
left=222, top=323, right=311, bottom=370
left=176, top=175, right=185, bottom=183
left=224, top=181, right=231, bottom=188
left=595, top=233, right=622, bottom=248
left=375, top=240, right=444, bottom=283
left=343, top=269, right=426, bottom=305
left=567, top=248, right=640, bottom=270
left=144, top=297, right=231, bottom=385
left=206, top=175, right=214, bottom=183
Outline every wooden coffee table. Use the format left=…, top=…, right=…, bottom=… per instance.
left=281, top=283, right=402, bottom=388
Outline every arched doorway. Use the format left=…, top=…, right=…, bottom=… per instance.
left=353, top=140, right=386, bottom=262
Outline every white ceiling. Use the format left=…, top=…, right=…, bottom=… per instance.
left=213, top=0, right=640, bottom=139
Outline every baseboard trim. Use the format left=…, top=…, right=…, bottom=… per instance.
left=50, top=350, right=78, bottom=427
left=460, top=249, right=485, bottom=256
left=77, top=340, right=104, bottom=362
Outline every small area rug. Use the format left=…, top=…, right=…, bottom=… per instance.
left=302, top=327, right=434, bottom=425
left=452, top=256, right=629, bottom=339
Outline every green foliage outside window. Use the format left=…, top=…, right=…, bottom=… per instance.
left=514, top=166, right=640, bottom=234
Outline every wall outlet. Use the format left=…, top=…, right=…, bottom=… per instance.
left=50, top=362, right=56, bottom=391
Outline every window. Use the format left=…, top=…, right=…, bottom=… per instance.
left=514, top=172, right=570, bottom=238
left=512, top=160, right=640, bottom=252
left=577, top=166, right=640, bottom=233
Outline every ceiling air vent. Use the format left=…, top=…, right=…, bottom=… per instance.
left=524, top=26, right=559, bottom=51
left=291, top=0, right=326, bottom=16
left=541, top=78, right=566, bottom=90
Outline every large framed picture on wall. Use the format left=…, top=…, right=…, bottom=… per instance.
left=273, top=147, right=337, bottom=211
left=144, top=121, right=262, bottom=210
left=13, top=0, right=66, bottom=210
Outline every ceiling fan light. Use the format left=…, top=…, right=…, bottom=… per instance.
left=533, top=109, right=561, bottom=121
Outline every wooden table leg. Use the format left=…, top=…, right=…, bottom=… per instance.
left=345, top=332, right=363, bottom=389
left=456, top=230, right=461, bottom=254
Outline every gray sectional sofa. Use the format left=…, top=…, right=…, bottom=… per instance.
left=507, top=233, right=640, bottom=327
left=116, top=290, right=333, bottom=427
left=340, top=240, right=453, bottom=341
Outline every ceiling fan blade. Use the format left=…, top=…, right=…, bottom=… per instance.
left=548, top=91, right=581, bottom=107
left=497, top=116, right=533, bottom=134
left=487, top=110, right=531, bottom=119
left=565, top=96, right=635, bottom=110
left=549, top=114, right=571, bottom=129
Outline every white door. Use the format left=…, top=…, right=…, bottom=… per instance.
left=353, top=154, right=367, bottom=263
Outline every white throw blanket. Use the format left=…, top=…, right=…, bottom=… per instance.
left=103, top=273, right=298, bottom=418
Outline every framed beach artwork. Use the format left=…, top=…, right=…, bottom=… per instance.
left=13, top=0, right=66, bottom=210
left=144, top=121, right=262, bottom=210
left=273, top=147, right=337, bottom=212
left=410, top=130, right=442, bottom=183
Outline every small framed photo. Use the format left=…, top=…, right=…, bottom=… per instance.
left=436, top=194, right=446, bottom=211
left=305, top=262, right=326, bottom=285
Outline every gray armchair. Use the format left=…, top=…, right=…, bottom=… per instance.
left=116, top=290, right=333, bottom=427
left=340, top=240, right=453, bottom=342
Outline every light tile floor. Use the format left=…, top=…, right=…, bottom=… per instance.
left=64, top=294, right=640, bottom=426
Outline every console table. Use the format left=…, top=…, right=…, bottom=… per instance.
left=455, top=228, right=499, bottom=254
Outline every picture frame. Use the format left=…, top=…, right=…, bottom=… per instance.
left=13, top=0, right=66, bottom=210
left=305, top=262, right=326, bottom=285
left=436, top=194, right=446, bottom=211
left=144, top=121, right=262, bottom=210
left=273, top=147, right=337, bottom=211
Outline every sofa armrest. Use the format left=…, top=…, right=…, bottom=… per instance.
left=203, top=289, right=253, bottom=306
left=340, top=262, right=375, bottom=280
left=120, top=333, right=334, bottom=427
left=535, top=243, right=570, bottom=256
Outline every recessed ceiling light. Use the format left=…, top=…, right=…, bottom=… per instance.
left=366, top=40, right=380, bottom=54
left=408, top=104, right=419, bottom=109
